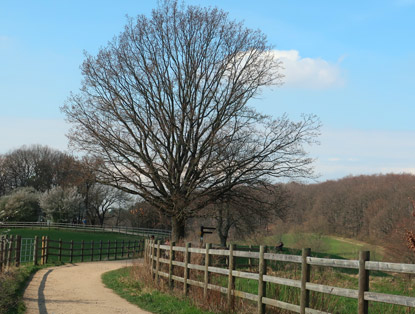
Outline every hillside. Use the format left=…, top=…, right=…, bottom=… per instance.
left=280, top=173, right=415, bottom=262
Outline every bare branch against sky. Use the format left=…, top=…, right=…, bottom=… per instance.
left=62, top=1, right=320, bottom=240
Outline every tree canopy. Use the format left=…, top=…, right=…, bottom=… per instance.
left=62, top=1, right=320, bottom=241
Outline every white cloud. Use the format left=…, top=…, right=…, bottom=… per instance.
left=272, top=50, right=343, bottom=89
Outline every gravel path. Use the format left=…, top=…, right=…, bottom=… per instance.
left=23, top=259, right=152, bottom=314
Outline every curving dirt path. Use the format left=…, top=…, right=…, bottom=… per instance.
left=23, top=259, right=152, bottom=314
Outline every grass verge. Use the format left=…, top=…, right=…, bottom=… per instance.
left=0, top=263, right=56, bottom=314
left=102, top=267, right=214, bottom=314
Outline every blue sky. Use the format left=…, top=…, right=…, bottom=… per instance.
left=1, top=0, right=414, bottom=181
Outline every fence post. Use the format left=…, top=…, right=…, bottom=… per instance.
left=0, top=236, right=4, bottom=272
left=1, top=236, right=5, bottom=269
left=300, top=248, right=311, bottom=314
left=70, top=240, right=73, bottom=263
left=168, top=241, right=175, bottom=289
left=148, top=239, right=151, bottom=262
left=249, top=245, right=253, bottom=271
left=137, top=239, right=140, bottom=256
left=7, top=235, right=14, bottom=268
left=150, top=240, right=154, bottom=277
left=358, top=251, right=370, bottom=314
left=91, top=240, right=94, bottom=261
left=115, top=240, right=118, bottom=260
left=3, top=236, right=8, bottom=268
left=183, top=242, right=191, bottom=296
left=141, top=239, right=145, bottom=257
left=204, top=243, right=211, bottom=299
left=258, top=245, right=267, bottom=314
left=150, top=239, right=154, bottom=265
left=44, top=236, right=49, bottom=264
left=227, top=244, right=235, bottom=310
left=138, top=240, right=141, bottom=256
left=15, top=235, right=21, bottom=267
left=81, top=240, right=84, bottom=262
left=99, top=240, right=103, bottom=261
left=144, top=239, right=148, bottom=263
left=155, top=240, right=161, bottom=282
left=4, top=235, right=8, bottom=268
left=107, top=240, right=111, bottom=260
left=58, top=238, right=62, bottom=262
left=127, top=240, right=131, bottom=258
left=40, top=236, right=45, bottom=265
left=33, top=236, right=38, bottom=266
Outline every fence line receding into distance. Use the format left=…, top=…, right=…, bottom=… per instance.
left=0, top=221, right=171, bottom=237
left=0, top=235, right=145, bottom=271
left=146, top=240, right=415, bottom=314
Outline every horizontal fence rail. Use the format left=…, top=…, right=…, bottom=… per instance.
left=146, top=240, right=415, bottom=314
left=0, top=221, right=171, bottom=237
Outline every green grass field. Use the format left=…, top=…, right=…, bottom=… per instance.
left=0, top=227, right=146, bottom=264
left=1, top=228, right=143, bottom=242
left=259, top=232, right=385, bottom=261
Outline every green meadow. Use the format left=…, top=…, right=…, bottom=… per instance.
left=1, top=227, right=143, bottom=242
left=259, top=232, right=385, bottom=261
left=1, top=228, right=146, bottom=264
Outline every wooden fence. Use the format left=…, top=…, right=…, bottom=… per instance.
left=0, top=235, right=144, bottom=272
left=0, top=235, right=22, bottom=271
left=41, top=236, right=144, bottom=264
left=146, top=240, right=415, bottom=314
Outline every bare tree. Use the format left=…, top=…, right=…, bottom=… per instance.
left=62, top=1, right=320, bottom=241
left=87, top=184, right=130, bottom=226
left=128, top=201, right=171, bottom=229
left=209, top=185, right=290, bottom=247
left=0, top=145, right=80, bottom=194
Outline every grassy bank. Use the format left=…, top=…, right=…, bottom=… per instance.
left=0, top=263, right=52, bottom=314
left=102, top=266, right=214, bottom=314
left=104, top=260, right=414, bottom=314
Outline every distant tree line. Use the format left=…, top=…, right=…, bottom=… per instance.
left=0, top=145, right=132, bottom=226
left=0, top=145, right=290, bottom=244
left=284, top=174, right=415, bottom=262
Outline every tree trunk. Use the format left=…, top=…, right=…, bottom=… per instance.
left=219, top=232, right=228, bottom=248
left=216, top=205, right=231, bottom=247
left=98, top=213, right=105, bottom=227
left=171, top=216, right=186, bottom=242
